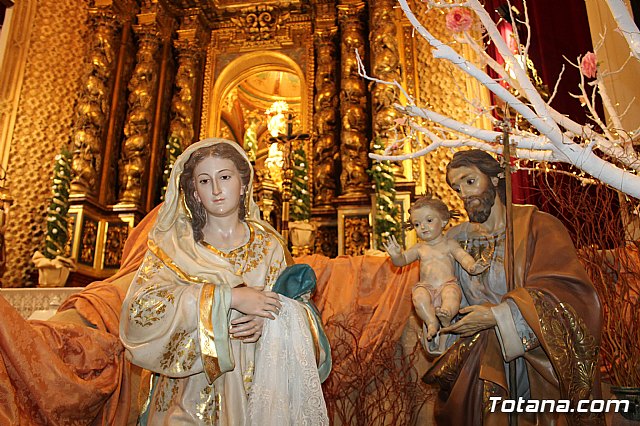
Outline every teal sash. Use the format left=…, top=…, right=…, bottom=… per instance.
left=272, top=263, right=332, bottom=382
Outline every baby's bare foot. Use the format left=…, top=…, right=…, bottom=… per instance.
left=426, top=322, right=439, bottom=341
left=436, top=308, right=453, bottom=327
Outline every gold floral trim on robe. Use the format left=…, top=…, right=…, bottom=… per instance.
left=426, top=333, right=481, bottom=393
left=144, top=240, right=235, bottom=383
left=265, top=263, right=282, bottom=291
left=200, top=223, right=272, bottom=275
left=134, top=253, right=166, bottom=286
left=130, top=286, right=176, bottom=327
left=147, top=239, right=209, bottom=284
left=199, top=283, right=233, bottom=383
left=155, top=378, right=180, bottom=412
left=196, top=383, right=219, bottom=424
left=249, top=219, right=295, bottom=266
left=159, top=330, right=198, bottom=373
left=529, top=289, right=602, bottom=424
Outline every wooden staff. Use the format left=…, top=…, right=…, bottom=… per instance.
left=501, top=119, right=518, bottom=426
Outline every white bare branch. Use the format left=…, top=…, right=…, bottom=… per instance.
left=366, top=0, right=640, bottom=198
left=605, top=0, right=640, bottom=60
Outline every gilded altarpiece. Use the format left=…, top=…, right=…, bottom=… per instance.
left=66, top=3, right=213, bottom=283
left=337, top=1, right=369, bottom=201
left=200, top=3, right=316, bottom=240
left=369, top=0, right=417, bottom=250
left=311, top=0, right=339, bottom=258
left=311, top=1, right=339, bottom=212
left=68, top=0, right=176, bottom=283
left=100, top=25, right=137, bottom=207
left=333, top=1, right=371, bottom=256
left=70, top=0, right=137, bottom=198
left=338, top=206, right=371, bottom=256
left=0, top=0, right=493, bottom=286
left=167, top=15, right=209, bottom=155
left=116, top=1, right=175, bottom=209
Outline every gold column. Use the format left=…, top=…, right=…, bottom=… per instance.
left=337, top=1, right=369, bottom=200
left=70, top=0, right=134, bottom=197
left=369, top=0, right=415, bottom=247
left=334, top=1, right=371, bottom=256
left=369, top=0, right=402, bottom=155
left=118, top=1, right=173, bottom=206
left=312, top=4, right=339, bottom=209
left=168, top=14, right=209, bottom=151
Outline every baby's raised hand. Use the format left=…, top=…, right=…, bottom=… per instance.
left=383, top=235, right=402, bottom=257
left=469, top=259, right=490, bottom=275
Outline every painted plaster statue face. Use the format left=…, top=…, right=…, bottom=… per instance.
left=179, top=142, right=252, bottom=242
left=193, top=156, right=244, bottom=220
left=410, top=205, right=447, bottom=243
left=447, top=165, right=497, bottom=223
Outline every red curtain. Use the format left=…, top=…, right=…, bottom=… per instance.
left=482, top=0, right=594, bottom=205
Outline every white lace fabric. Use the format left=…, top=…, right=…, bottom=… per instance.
left=246, top=297, right=329, bottom=426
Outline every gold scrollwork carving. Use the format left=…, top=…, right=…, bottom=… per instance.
left=338, top=3, right=369, bottom=197
left=369, top=0, right=402, bottom=144
left=70, top=8, right=120, bottom=196
left=169, top=16, right=208, bottom=151
left=230, top=5, right=290, bottom=42
left=400, top=25, right=420, bottom=183
left=314, top=226, right=338, bottom=258
left=104, top=222, right=130, bottom=268
left=118, top=32, right=160, bottom=204
left=344, top=216, right=370, bottom=256
left=313, top=28, right=339, bottom=207
left=119, top=1, right=173, bottom=205
left=65, top=213, right=76, bottom=258
left=169, top=58, right=196, bottom=148
left=79, top=217, right=98, bottom=266
left=198, top=39, right=213, bottom=141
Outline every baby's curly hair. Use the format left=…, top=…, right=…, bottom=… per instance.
left=405, top=193, right=461, bottom=230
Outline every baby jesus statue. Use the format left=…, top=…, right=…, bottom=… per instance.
left=384, top=195, right=488, bottom=343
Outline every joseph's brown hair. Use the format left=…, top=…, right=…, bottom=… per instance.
left=446, top=149, right=506, bottom=204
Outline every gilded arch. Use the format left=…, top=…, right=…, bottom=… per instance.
left=204, top=51, right=310, bottom=138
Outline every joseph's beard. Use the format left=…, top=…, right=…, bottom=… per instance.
left=463, top=184, right=496, bottom=223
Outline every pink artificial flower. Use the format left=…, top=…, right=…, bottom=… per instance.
left=446, top=7, right=473, bottom=33
left=385, top=140, right=405, bottom=154
left=581, top=52, right=597, bottom=79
